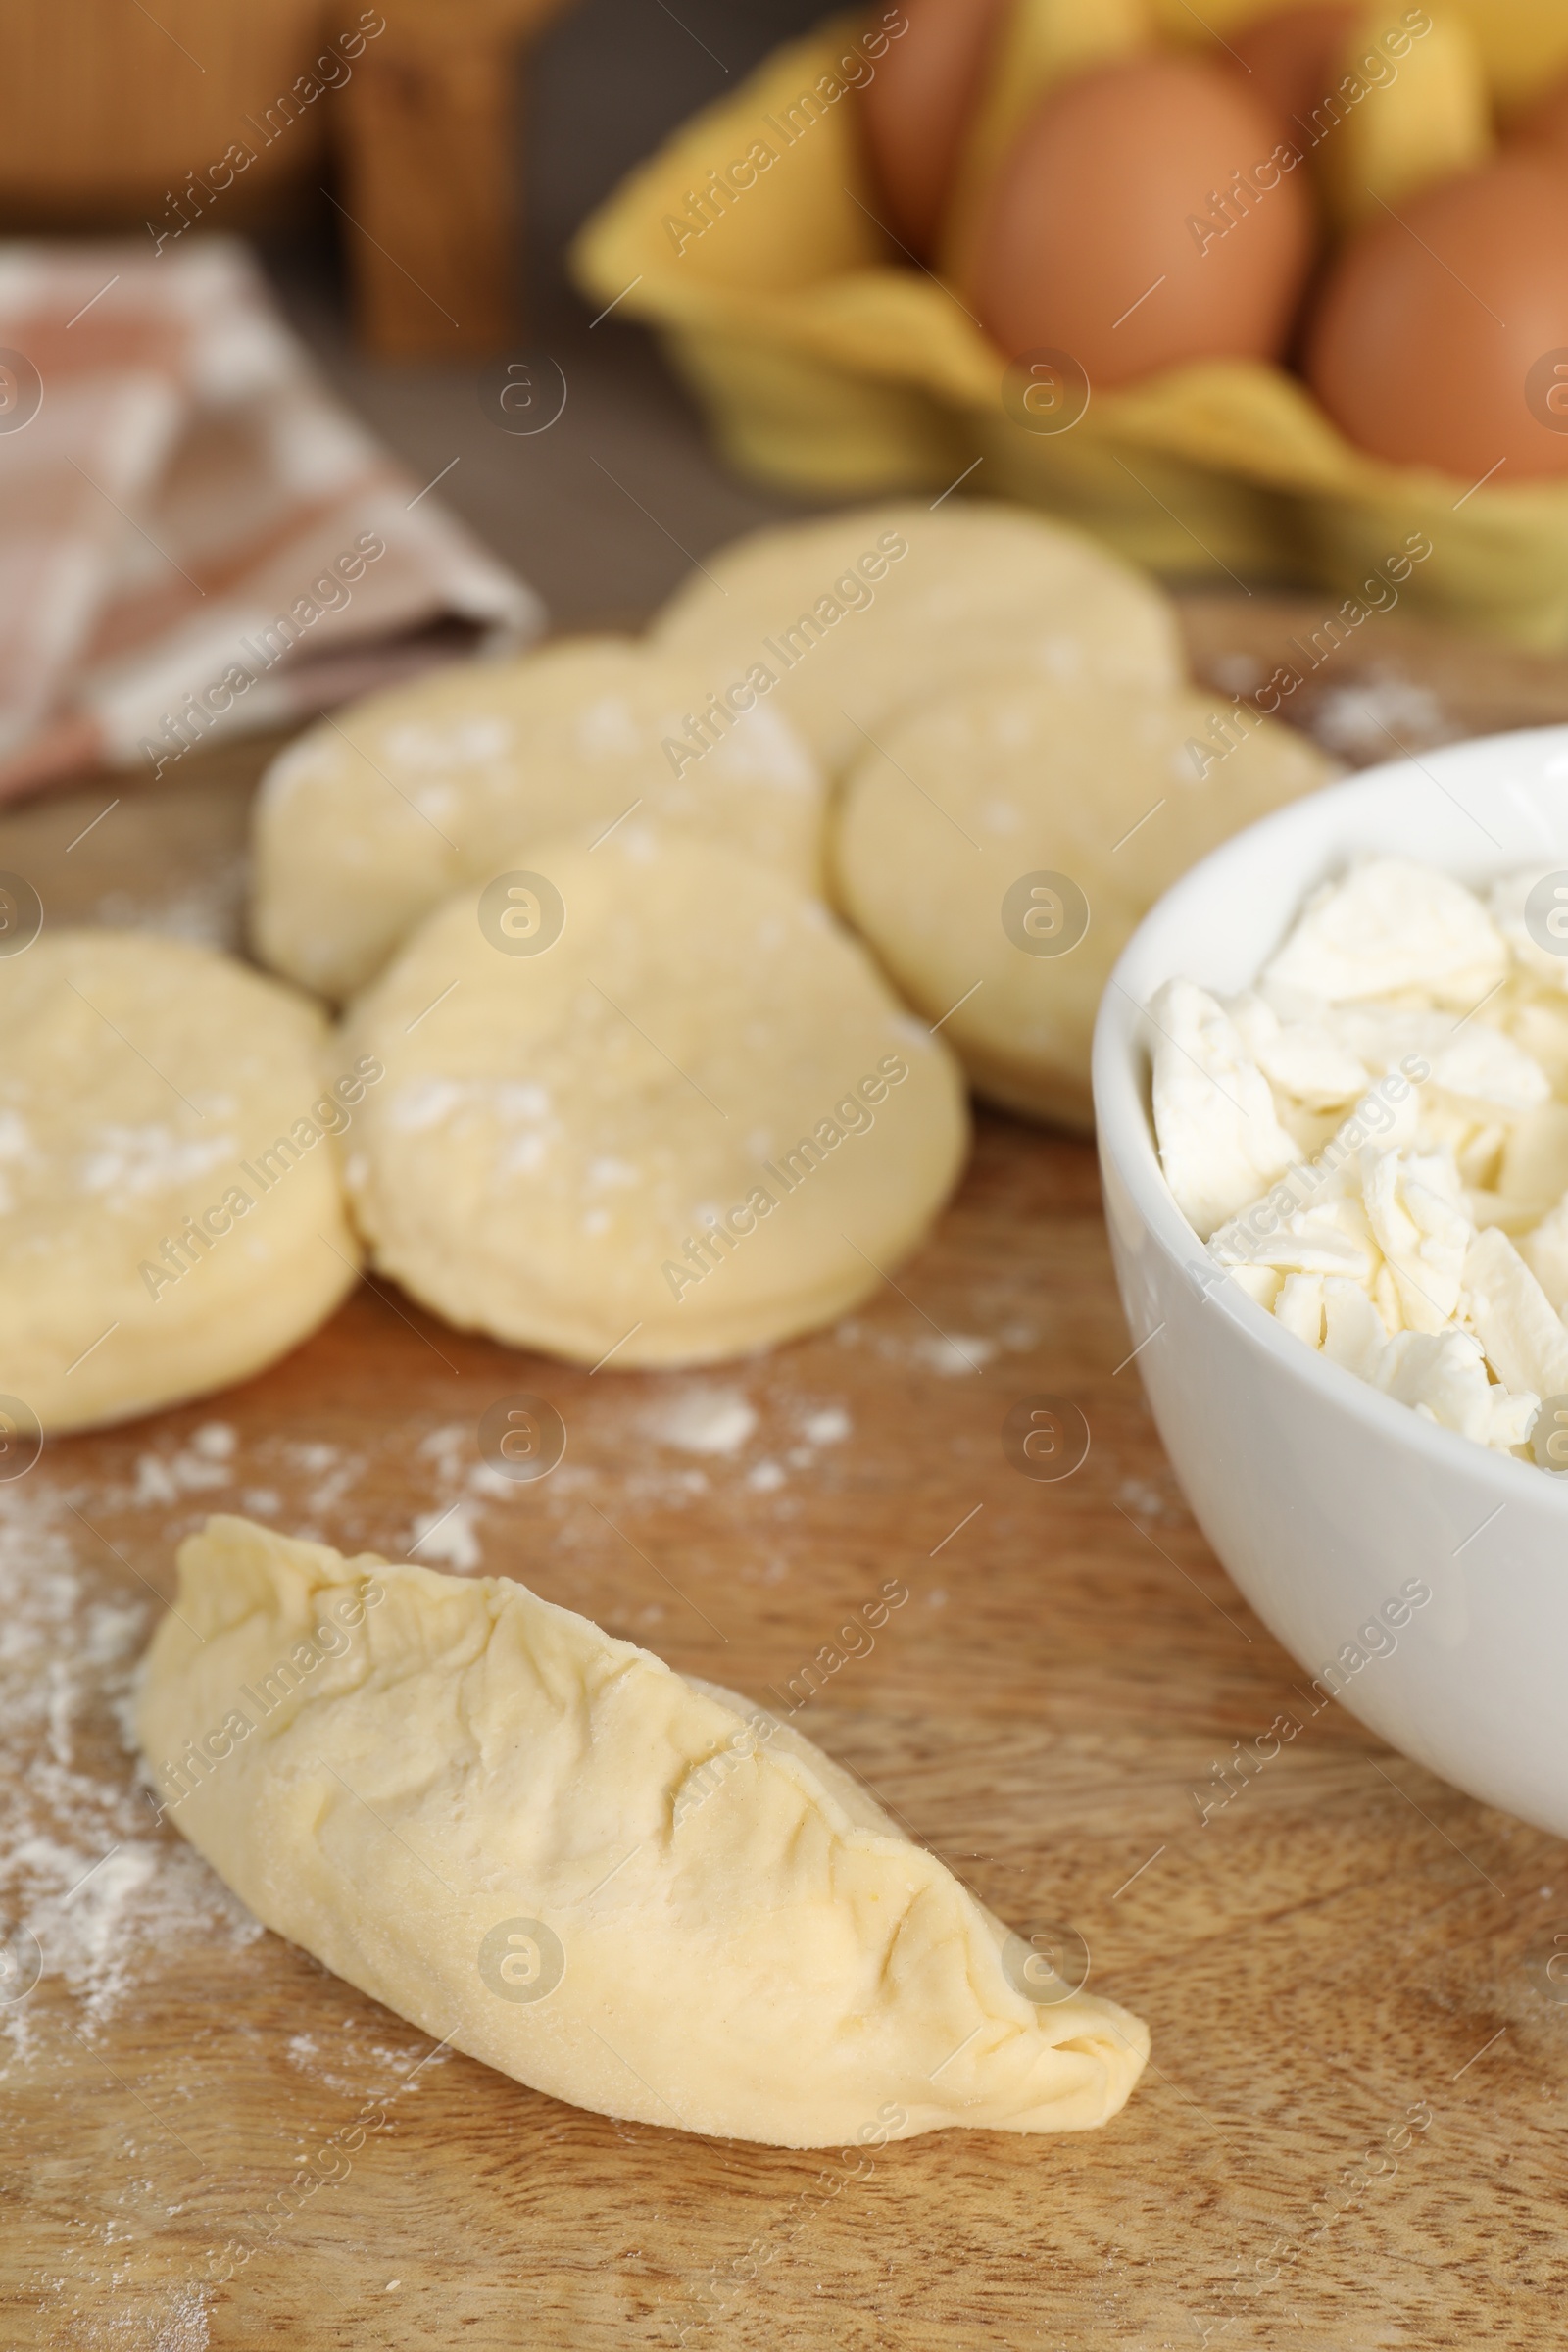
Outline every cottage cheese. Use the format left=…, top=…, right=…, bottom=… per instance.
left=1151, top=856, right=1568, bottom=1468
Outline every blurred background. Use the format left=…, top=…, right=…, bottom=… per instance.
left=9, top=0, right=1568, bottom=826
left=0, top=0, right=827, bottom=630
left=262, top=0, right=827, bottom=622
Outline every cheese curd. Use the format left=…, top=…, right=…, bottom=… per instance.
left=1151, top=857, right=1568, bottom=1468
left=1262, top=856, right=1508, bottom=1008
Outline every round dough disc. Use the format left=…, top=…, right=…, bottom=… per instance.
left=0, top=931, right=363, bottom=1433
left=650, top=500, right=1185, bottom=777
left=250, top=636, right=826, bottom=1002
left=831, top=682, right=1343, bottom=1130
left=341, top=832, right=969, bottom=1366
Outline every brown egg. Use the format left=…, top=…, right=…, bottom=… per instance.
left=858, top=0, right=1010, bottom=257
left=1304, top=151, right=1568, bottom=478
left=969, top=54, right=1316, bottom=388
left=1225, top=3, right=1360, bottom=138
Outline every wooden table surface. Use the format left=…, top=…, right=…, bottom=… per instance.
left=5, top=598, right=1568, bottom=2352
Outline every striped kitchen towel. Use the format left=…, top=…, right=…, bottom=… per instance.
left=0, top=236, right=544, bottom=802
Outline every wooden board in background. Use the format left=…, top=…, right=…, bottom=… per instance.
left=3, top=600, right=1567, bottom=2352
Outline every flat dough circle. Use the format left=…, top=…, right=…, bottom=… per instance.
left=0, top=931, right=363, bottom=1432
left=650, top=499, right=1185, bottom=777
left=250, top=636, right=826, bottom=1002
left=341, top=832, right=969, bottom=1365
left=832, top=681, right=1343, bottom=1130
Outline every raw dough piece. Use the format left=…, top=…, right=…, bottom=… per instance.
left=650, top=500, right=1185, bottom=778
left=137, top=1515, right=1151, bottom=2147
left=341, top=831, right=968, bottom=1366
left=0, top=932, right=363, bottom=1432
left=832, top=680, right=1342, bottom=1129
left=250, top=637, right=826, bottom=1002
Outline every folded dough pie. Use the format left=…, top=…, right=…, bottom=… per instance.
left=137, top=1516, right=1151, bottom=2148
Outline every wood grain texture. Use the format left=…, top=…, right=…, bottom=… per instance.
left=337, top=0, right=573, bottom=358
left=0, top=0, right=328, bottom=220
left=3, top=598, right=1567, bottom=2352
left=0, top=0, right=574, bottom=354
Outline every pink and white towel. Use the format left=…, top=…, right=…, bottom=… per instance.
left=0, top=237, right=543, bottom=802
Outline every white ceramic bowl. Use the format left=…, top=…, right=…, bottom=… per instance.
left=1093, top=724, right=1568, bottom=1838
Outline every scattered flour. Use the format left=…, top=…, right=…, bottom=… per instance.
left=93, top=857, right=248, bottom=954
left=406, top=1500, right=482, bottom=1573
left=289, top=1442, right=338, bottom=1477
left=282, top=1439, right=366, bottom=1519
left=47, top=2275, right=214, bottom=2351
left=0, top=1475, right=263, bottom=2067
left=1309, top=674, right=1453, bottom=761
left=917, top=1334, right=997, bottom=1377
left=129, top=1430, right=235, bottom=1509
left=1115, top=1477, right=1190, bottom=1527
left=143, top=2279, right=211, bottom=2351
left=648, top=1387, right=758, bottom=1455
left=418, top=1423, right=471, bottom=1480
left=833, top=1319, right=1003, bottom=1376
